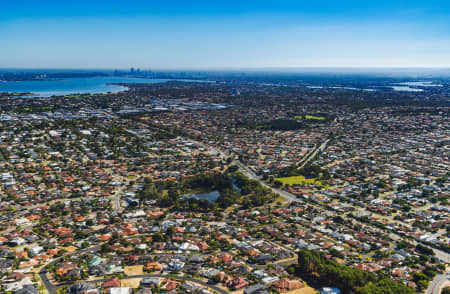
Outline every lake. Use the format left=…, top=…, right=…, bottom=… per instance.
left=0, top=76, right=206, bottom=97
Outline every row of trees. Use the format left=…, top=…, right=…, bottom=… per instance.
left=296, top=249, right=415, bottom=294
left=233, top=170, right=273, bottom=208
left=278, top=163, right=331, bottom=179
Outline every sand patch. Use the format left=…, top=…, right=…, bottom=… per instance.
left=124, top=265, right=144, bottom=276
left=285, top=286, right=317, bottom=294
left=121, top=277, right=143, bottom=288
left=58, top=245, right=78, bottom=253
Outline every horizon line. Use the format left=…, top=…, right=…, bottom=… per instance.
left=2, top=66, right=450, bottom=71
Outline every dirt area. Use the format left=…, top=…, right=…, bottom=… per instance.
left=58, top=245, right=78, bottom=253
left=286, top=286, right=317, bottom=294
left=275, top=256, right=298, bottom=265
left=87, top=275, right=106, bottom=281
left=124, top=265, right=144, bottom=276
left=121, top=277, right=143, bottom=288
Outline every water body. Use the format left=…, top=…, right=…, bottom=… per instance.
left=182, top=183, right=240, bottom=203
left=389, top=81, right=443, bottom=92
left=182, top=190, right=220, bottom=203
left=306, top=86, right=375, bottom=91
left=307, top=84, right=433, bottom=92
left=0, top=76, right=207, bottom=97
left=390, top=86, right=424, bottom=92
left=396, top=81, right=442, bottom=87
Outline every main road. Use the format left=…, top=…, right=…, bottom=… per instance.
left=234, top=160, right=297, bottom=203
left=298, top=139, right=330, bottom=169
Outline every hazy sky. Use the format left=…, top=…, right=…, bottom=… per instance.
left=1, top=0, right=450, bottom=69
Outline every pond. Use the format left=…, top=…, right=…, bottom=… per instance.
left=182, top=190, right=220, bottom=203
left=182, top=180, right=241, bottom=203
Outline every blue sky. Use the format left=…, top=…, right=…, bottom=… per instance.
left=1, top=0, right=450, bottom=69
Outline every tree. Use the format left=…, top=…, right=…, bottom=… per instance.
left=415, top=244, right=434, bottom=256
left=297, top=249, right=415, bottom=294
left=152, top=232, right=163, bottom=242
left=166, top=226, right=176, bottom=238
left=356, top=279, right=416, bottom=294
left=227, top=165, right=239, bottom=173
left=100, top=243, right=112, bottom=253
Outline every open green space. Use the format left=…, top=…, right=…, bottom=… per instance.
left=275, top=175, right=325, bottom=187
left=295, top=115, right=326, bottom=120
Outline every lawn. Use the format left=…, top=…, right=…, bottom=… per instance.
left=294, top=115, right=326, bottom=121
left=275, top=175, right=325, bottom=187
left=305, top=115, right=326, bottom=120
left=270, top=195, right=289, bottom=206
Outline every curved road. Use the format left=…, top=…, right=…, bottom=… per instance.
left=39, top=239, right=294, bottom=294
left=53, top=274, right=228, bottom=294
left=427, top=273, right=449, bottom=294
left=39, top=244, right=103, bottom=294
left=39, top=247, right=229, bottom=294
